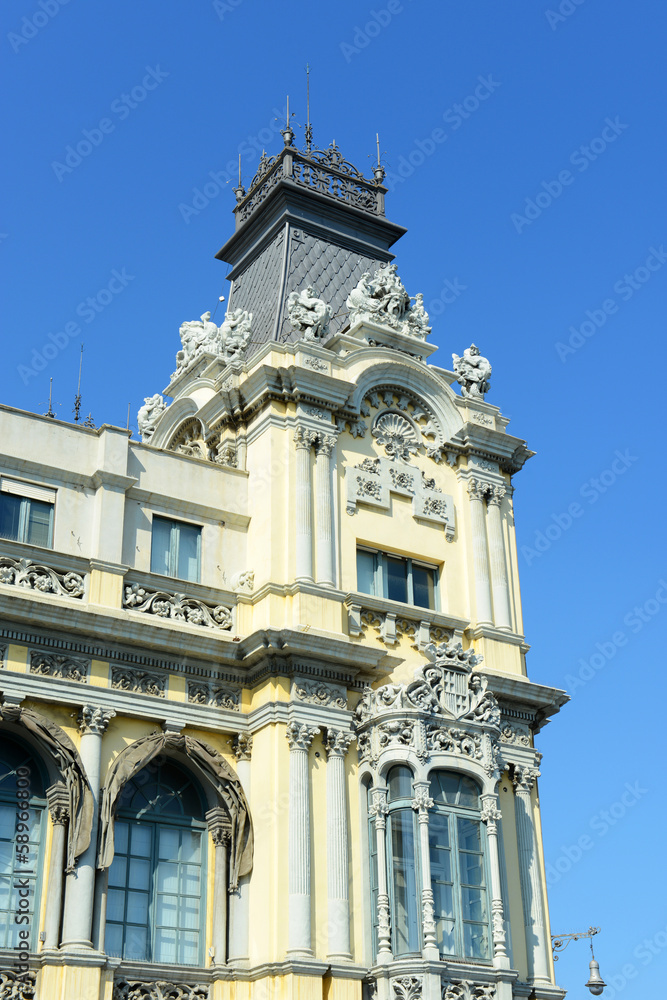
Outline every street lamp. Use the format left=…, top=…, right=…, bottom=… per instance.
left=551, top=926, right=607, bottom=995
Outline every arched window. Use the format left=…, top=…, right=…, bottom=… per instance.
left=105, top=757, right=207, bottom=966
left=386, top=765, right=420, bottom=956
left=0, top=737, right=46, bottom=950
left=429, top=771, right=491, bottom=961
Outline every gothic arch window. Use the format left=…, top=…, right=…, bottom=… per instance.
left=428, top=770, right=492, bottom=961
left=105, top=757, right=207, bottom=966
left=386, top=764, right=420, bottom=956
left=0, top=737, right=46, bottom=950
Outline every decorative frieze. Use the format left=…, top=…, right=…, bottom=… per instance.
left=0, top=556, right=84, bottom=598
left=345, top=455, right=455, bottom=537
left=392, top=977, right=422, bottom=1000
left=29, top=650, right=89, bottom=683
left=293, top=679, right=347, bottom=710
left=113, top=982, right=209, bottom=1000
left=187, top=680, right=240, bottom=711
left=123, top=583, right=233, bottom=631
left=0, top=972, right=36, bottom=999
left=441, top=981, right=496, bottom=1000
left=109, top=666, right=164, bottom=697
left=500, top=722, right=531, bottom=747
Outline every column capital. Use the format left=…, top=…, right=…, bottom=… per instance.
left=487, top=485, right=506, bottom=507
left=369, top=787, right=389, bottom=828
left=46, top=783, right=70, bottom=825
left=286, top=721, right=319, bottom=751
left=411, top=782, right=434, bottom=816
left=467, top=477, right=490, bottom=502
left=294, top=425, right=318, bottom=450
left=480, top=794, right=502, bottom=829
left=77, top=705, right=115, bottom=736
left=513, top=765, right=540, bottom=794
left=324, top=728, right=354, bottom=758
left=229, top=732, right=253, bottom=761
left=316, top=434, right=337, bottom=458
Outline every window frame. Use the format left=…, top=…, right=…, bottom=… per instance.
left=0, top=479, right=55, bottom=549
left=356, top=546, right=439, bottom=611
left=385, top=765, right=422, bottom=958
left=150, top=515, right=202, bottom=583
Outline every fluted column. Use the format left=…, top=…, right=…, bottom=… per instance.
left=61, top=706, right=115, bottom=950
left=43, top=786, right=69, bottom=949
left=294, top=427, right=317, bottom=582
left=325, top=729, right=354, bottom=960
left=467, top=479, right=493, bottom=625
left=486, top=486, right=512, bottom=631
left=513, top=767, right=550, bottom=984
left=412, top=782, right=438, bottom=960
left=368, top=787, right=392, bottom=963
left=480, top=794, right=509, bottom=968
left=315, top=435, right=336, bottom=587
left=207, top=807, right=231, bottom=966
left=227, top=734, right=252, bottom=964
left=287, top=722, right=319, bottom=956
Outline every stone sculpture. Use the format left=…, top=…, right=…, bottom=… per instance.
left=346, top=264, right=430, bottom=338
left=287, top=285, right=332, bottom=340
left=452, top=344, right=492, bottom=398
left=137, top=394, right=167, bottom=441
left=174, top=309, right=253, bottom=375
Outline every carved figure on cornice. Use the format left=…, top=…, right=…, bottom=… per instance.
left=137, top=394, right=168, bottom=442
left=452, top=344, right=492, bottom=399
left=174, top=309, right=253, bottom=376
left=346, top=264, right=430, bottom=339
left=220, top=308, right=253, bottom=360
left=288, top=285, right=332, bottom=340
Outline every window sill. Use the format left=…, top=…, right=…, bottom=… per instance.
left=345, top=591, right=469, bottom=647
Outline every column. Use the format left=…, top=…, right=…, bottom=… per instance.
left=61, top=705, right=115, bottom=950
left=368, top=787, right=392, bottom=963
left=480, top=794, right=509, bottom=968
left=43, top=786, right=69, bottom=949
left=227, top=734, right=252, bottom=964
left=325, top=729, right=354, bottom=960
left=294, top=427, right=316, bottom=582
left=486, top=486, right=512, bottom=631
left=513, top=767, right=550, bottom=984
left=315, top=435, right=336, bottom=587
left=411, top=782, right=438, bottom=960
left=286, top=721, right=319, bottom=957
left=497, top=815, right=513, bottom=964
left=207, top=807, right=231, bottom=966
left=467, top=479, right=493, bottom=625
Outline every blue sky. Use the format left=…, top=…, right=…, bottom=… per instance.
left=2, top=1, right=666, bottom=993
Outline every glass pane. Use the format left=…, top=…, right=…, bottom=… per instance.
left=0, top=875, right=10, bottom=910
left=430, top=771, right=460, bottom=805
left=126, top=890, right=149, bottom=924
left=156, top=893, right=179, bottom=928
left=155, top=927, right=177, bottom=964
left=159, top=827, right=180, bottom=860
left=130, top=824, right=151, bottom=857
left=157, top=861, right=179, bottom=892
left=458, top=777, right=480, bottom=809
left=387, top=766, right=413, bottom=802
left=181, top=894, right=200, bottom=929
left=150, top=517, right=172, bottom=576
left=177, top=523, right=200, bottom=582
left=356, top=550, right=376, bottom=595
left=0, top=494, right=21, bottom=541
left=432, top=880, right=454, bottom=918
left=129, top=857, right=151, bottom=890
left=0, top=841, right=12, bottom=875
left=105, top=922, right=123, bottom=958
left=179, top=930, right=199, bottom=965
left=428, top=812, right=450, bottom=850
left=389, top=809, right=419, bottom=955
left=386, top=556, right=408, bottom=604
left=26, top=500, right=53, bottom=547
left=182, top=864, right=201, bottom=895
left=0, top=805, right=14, bottom=836
left=462, top=887, right=486, bottom=922
left=458, top=818, right=481, bottom=852
left=108, top=856, right=127, bottom=887
left=412, top=564, right=435, bottom=609
left=464, top=921, right=490, bottom=959
left=181, top=830, right=201, bottom=863
left=437, top=918, right=456, bottom=955
left=125, top=924, right=148, bottom=961
left=114, top=822, right=129, bottom=855
left=107, top=888, right=125, bottom=922
left=460, top=853, right=484, bottom=886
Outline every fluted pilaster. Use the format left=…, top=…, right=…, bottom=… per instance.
left=286, top=721, right=319, bottom=956
left=513, top=767, right=550, bottom=983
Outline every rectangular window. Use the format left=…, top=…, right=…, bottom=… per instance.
left=429, top=813, right=490, bottom=960
left=0, top=479, right=55, bottom=548
left=356, top=547, right=438, bottom=610
left=150, top=517, right=201, bottom=583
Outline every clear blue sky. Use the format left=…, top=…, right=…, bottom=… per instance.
left=2, top=1, right=666, bottom=993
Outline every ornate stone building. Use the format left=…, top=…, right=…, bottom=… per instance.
left=0, top=126, right=567, bottom=1000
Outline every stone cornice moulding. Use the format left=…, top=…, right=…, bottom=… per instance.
left=344, top=591, right=469, bottom=634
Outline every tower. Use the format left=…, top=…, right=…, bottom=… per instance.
left=0, top=124, right=567, bottom=1000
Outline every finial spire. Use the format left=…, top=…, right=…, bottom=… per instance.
left=373, top=132, right=386, bottom=184
left=45, top=377, right=55, bottom=419
left=305, top=64, right=313, bottom=153
left=233, top=151, right=246, bottom=202
left=73, top=344, right=83, bottom=422
left=281, top=94, right=294, bottom=147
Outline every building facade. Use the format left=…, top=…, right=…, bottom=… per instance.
left=0, top=128, right=568, bottom=1000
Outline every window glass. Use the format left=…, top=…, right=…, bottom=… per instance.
left=387, top=765, right=413, bottom=802
left=0, top=494, right=53, bottom=548
left=429, top=812, right=456, bottom=955
left=386, top=556, right=408, bottom=604
left=150, top=517, right=201, bottom=582
left=0, top=495, right=21, bottom=542
left=389, top=809, right=420, bottom=955
left=357, top=550, right=376, bottom=596
left=150, top=517, right=173, bottom=577
left=26, top=500, right=53, bottom=547
left=413, top=564, right=435, bottom=610
left=177, top=522, right=201, bottom=582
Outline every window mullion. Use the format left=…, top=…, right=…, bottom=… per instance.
left=150, top=822, right=158, bottom=963
left=18, top=499, right=29, bottom=544
left=376, top=553, right=385, bottom=598
left=169, top=525, right=179, bottom=578
left=407, top=558, right=415, bottom=605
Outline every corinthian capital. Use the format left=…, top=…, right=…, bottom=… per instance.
left=368, top=787, right=389, bottom=828
left=487, top=485, right=506, bottom=507
left=480, top=794, right=502, bottom=827
left=78, top=705, right=115, bottom=736
left=324, top=728, right=355, bottom=758
left=294, top=425, right=318, bottom=450
left=512, top=765, right=540, bottom=794
left=286, top=721, right=319, bottom=751
left=411, top=782, right=434, bottom=815
left=316, top=434, right=337, bottom=458
left=467, top=477, right=490, bottom=502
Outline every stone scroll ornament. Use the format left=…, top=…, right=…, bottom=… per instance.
left=287, top=285, right=332, bottom=340
left=0, top=556, right=84, bottom=598
left=0, top=703, right=93, bottom=872
left=173, top=308, right=253, bottom=376
left=451, top=344, right=492, bottom=399
left=98, top=732, right=253, bottom=890
left=346, top=264, right=431, bottom=339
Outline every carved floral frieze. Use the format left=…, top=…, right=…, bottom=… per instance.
left=29, top=651, right=89, bottom=683
left=392, top=977, right=422, bottom=1000
left=292, top=679, right=347, bottom=710
left=187, top=680, right=240, bottom=711
left=113, top=982, right=209, bottom=1000
left=0, top=556, right=84, bottom=599
left=345, top=455, right=455, bottom=537
left=110, top=666, right=166, bottom=698
left=123, top=583, right=233, bottom=631
left=0, top=972, right=36, bottom=999
left=441, top=982, right=496, bottom=1000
